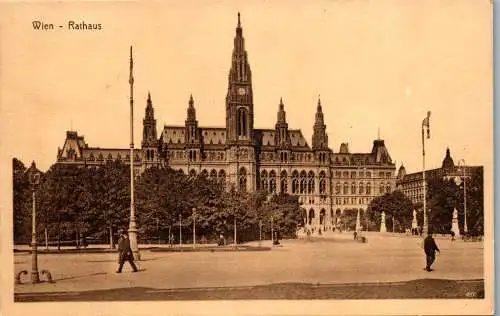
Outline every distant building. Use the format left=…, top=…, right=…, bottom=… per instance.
left=55, top=13, right=397, bottom=233
left=396, top=148, right=483, bottom=205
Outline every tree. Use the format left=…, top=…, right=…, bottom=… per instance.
left=427, top=168, right=484, bottom=235
left=13, top=158, right=31, bottom=243
left=426, top=176, right=463, bottom=234
left=367, top=190, right=413, bottom=232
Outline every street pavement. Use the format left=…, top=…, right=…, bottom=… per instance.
left=13, top=232, right=484, bottom=300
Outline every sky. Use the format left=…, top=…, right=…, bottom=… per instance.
left=0, top=0, right=493, bottom=175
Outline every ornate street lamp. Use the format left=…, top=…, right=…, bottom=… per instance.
left=421, top=111, right=431, bottom=235
left=29, top=166, right=41, bottom=283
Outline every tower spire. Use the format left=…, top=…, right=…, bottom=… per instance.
left=312, top=97, right=328, bottom=150
left=238, top=12, right=241, bottom=28
left=377, top=127, right=380, bottom=140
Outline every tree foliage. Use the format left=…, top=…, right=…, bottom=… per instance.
left=367, top=190, right=413, bottom=232
left=13, top=160, right=303, bottom=245
left=426, top=169, right=484, bottom=235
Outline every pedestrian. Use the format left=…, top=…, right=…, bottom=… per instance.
left=169, top=233, right=174, bottom=247
left=116, top=229, right=138, bottom=273
left=353, top=231, right=358, bottom=240
left=423, top=232, right=440, bottom=272
left=450, top=230, right=456, bottom=242
left=218, top=233, right=225, bottom=246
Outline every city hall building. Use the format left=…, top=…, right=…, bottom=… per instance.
left=56, top=14, right=397, bottom=232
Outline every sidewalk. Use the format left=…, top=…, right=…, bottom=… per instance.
left=13, top=237, right=484, bottom=300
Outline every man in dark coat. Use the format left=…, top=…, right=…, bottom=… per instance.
left=423, top=232, right=440, bottom=271
left=116, top=229, right=138, bottom=273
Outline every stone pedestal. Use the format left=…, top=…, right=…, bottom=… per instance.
left=451, top=208, right=460, bottom=237
left=411, top=210, right=418, bottom=229
left=355, top=209, right=361, bottom=232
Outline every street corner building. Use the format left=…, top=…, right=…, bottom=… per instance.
left=54, top=13, right=397, bottom=233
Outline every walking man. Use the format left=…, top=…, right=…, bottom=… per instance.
left=423, top=232, right=440, bottom=272
left=116, top=229, right=138, bottom=273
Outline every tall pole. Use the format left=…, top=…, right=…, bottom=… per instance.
left=271, top=216, right=274, bottom=243
left=30, top=172, right=40, bottom=283
left=179, top=214, right=183, bottom=246
left=259, top=219, right=262, bottom=247
left=233, top=216, right=237, bottom=247
left=422, top=111, right=431, bottom=235
left=128, top=46, right=140, bottom=260
left=45, top=227, right=48, bottom=250
left=193, top=208, right=196, bottom=249
left=458, top=159, right=468, bottom=234
left=464, top=166, right=468, bottom=234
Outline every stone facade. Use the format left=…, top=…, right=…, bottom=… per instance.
left=56, top=13, right=397, bottom=232
left=396, top=148, right=483, bottom=205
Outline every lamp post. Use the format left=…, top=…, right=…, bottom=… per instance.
left=457, top=159, right=468, bottom=234
left=192, top=208, right=196, bottom=249
left=128, top=46, right=140, bottom=260
left=233, top=216, right=237, bottom=248
left=271, top=215, right=274, bottom=244
left=179, top=214, right=183, bottom=246
left=259, top=219, right=262, bottom=247
left=421, top=111, right=431, bottom=235
left=30, top=168, right=40, bottom=283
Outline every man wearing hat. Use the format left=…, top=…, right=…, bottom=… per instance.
left=116, top=229, right=138, bottom=273
left=423, top=231, right=440, bottom=272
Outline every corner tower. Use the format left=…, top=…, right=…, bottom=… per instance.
left=141, top=92, right=159, bottom=170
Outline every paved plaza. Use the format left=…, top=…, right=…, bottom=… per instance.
left=13, top=233, right=484, bottom=300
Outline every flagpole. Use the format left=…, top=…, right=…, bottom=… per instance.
left=422, top=111, right=431, bottom=236
left=128, top=46, right=140, bottom=260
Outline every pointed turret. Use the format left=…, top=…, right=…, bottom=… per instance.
left=312, top=96, right=328, bottom=150
left=185, top=94, right=200, bottom=144
left=142, top=92, right=158, bottom=150
left=442, top=147, right=455, bottom=170
left=277, top=97, right=286, bottom=124
left=371, top=139, right=392, bottom=164
left=397, top=163, right=406, bottom=180
left=187, top=94, right=196, bottom=121
left=275, top=97, right=290, bottom=147
left=144, top=91, right=154, bottom=121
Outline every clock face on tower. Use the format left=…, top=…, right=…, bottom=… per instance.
left=238, top=87, right=246, bottom=95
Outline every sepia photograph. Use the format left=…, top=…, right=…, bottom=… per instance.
left=0, top=0, right=494, bottom=315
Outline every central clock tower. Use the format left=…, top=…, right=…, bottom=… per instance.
left=225, top=13, right=256, bottom=192
left=226, top=12, right=254, bottom=146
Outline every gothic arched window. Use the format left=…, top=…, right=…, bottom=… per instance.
left=237, top=108, right=248, bottom=137
left=366, top=182, right=372, bottom=195
left=319, top=179, right=326, bottom=194
left=292, top=179, right=299, bottom=194
left=219, top=169, right=226, bottom=184
left=239, top=167, right=247, bottom=192
left=189, top=169, right=197, bottom=178
left=343, top=182, right=348, bottom=194
left=269, top=170, right=277, bottom=193
left=210, top=169, right=217, bottom=182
